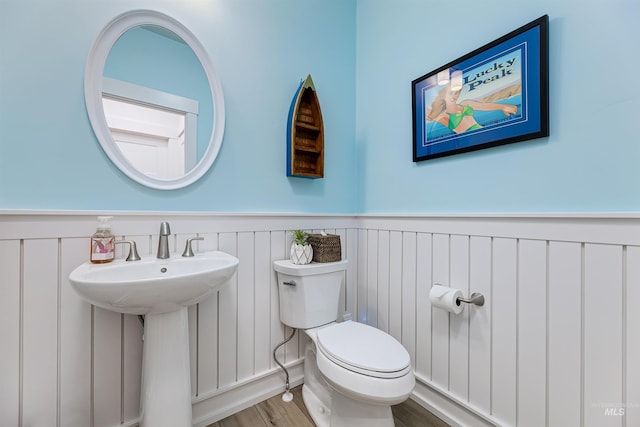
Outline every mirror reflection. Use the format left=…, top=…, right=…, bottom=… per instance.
left=102, top=25, right=213, bottom=179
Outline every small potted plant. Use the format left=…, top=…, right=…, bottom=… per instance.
left=290, top=230, right=313, bottom=265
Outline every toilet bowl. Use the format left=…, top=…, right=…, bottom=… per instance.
left=273, top=259, right=415, bottom=427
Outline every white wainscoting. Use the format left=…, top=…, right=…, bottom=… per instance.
left=0, top=212, right=358, bottom=427
left=0, top=212, right=638, bottom=427
left=357, top=215, right=640, bottom=427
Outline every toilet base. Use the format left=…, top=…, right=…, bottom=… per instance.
left=302, top=384, right=331, bottom=427
left=302, top=383, right=395, bottom=427
left=330, top=391, right=394, bottom=427
left=302, top=384, right=395, bottom=427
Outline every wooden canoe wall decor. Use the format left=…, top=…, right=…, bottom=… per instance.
left=287, top=74, right=324, bottom=178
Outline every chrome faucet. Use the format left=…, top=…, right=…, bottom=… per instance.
left=157, top=222, right=171, bottom=259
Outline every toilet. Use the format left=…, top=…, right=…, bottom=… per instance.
left=273, top=259, right=415, bottom=427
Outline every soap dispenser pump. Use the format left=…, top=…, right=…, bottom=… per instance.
left=90, top=216, right=115, bottom=264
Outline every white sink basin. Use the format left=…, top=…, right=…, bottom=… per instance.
left=69, top=251, right=239, bottom=315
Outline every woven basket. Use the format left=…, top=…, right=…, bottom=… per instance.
left=308, top=234, right=341, bottom=263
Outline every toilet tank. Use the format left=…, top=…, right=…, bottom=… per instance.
left=273, top=260, right=348, bottom=329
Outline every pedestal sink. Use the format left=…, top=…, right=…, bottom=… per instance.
left=69, top=251, right=239, bottom=427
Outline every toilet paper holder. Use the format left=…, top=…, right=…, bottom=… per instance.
left=457, top=292, right=485, bottom=307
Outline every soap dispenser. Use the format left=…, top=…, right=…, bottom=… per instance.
left=90, top=216, right=115, bottom=264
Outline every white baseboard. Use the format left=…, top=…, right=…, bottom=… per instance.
left=411, top=375, right=501, bottom=427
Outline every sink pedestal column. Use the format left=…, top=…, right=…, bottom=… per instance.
left=140, top=307, right=192, bottom=427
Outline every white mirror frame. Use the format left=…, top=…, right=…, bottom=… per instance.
left=85, top=10, right=225, bottom=190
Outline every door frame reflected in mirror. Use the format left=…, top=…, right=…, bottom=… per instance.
left=84, top=10, right=225, bottom=190
left=102, top=77, right=199, bottom=178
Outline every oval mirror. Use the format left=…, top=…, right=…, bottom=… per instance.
left=85, top=10, right=225, bottom=190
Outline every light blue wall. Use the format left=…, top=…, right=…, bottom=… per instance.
left=1, top=0, right=638, bottom=213
left=0, top=0, right=357, bottom=212
left=356, top=0, right=640, bottom=213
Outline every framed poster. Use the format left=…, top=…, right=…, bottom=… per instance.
left=412, top=15, right=549, bottom=162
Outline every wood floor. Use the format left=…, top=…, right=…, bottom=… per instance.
left=208, top=385, right=450, bottom=427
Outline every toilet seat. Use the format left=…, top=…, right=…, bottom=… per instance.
left=316, top=322, right=411, bottom=379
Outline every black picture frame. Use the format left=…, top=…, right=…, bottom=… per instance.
left=412, top=15, right=549, bottom=162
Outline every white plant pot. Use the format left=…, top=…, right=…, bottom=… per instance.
left=290, top=243, right=313, bottom=265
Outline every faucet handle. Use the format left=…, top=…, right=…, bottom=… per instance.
left=115, top=240, right=141, bottom=261
left=182, top=237, right=204, bottom=257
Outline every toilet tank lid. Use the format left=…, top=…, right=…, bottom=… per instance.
left=273, top=259, right=348, bottom=276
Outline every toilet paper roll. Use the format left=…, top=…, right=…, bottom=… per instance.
left=429, top=284, right=463, bottom=314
